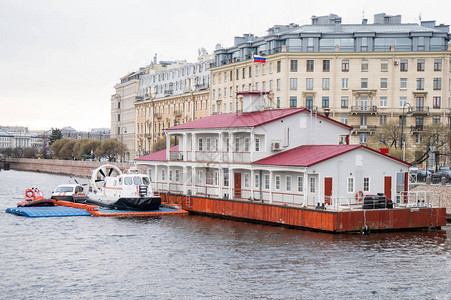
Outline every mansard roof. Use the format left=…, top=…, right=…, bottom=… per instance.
left=167, top=108, right=353, bottom=131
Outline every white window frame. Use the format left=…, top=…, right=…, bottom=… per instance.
left=286, top=176, right=292, bottom=191
left=275, top=175, right=281, bottom=190
left=297, top=176, right=303, bottom=192
left=347, top=177, right=355, bottom=193
left=363, top=177, right=370, bottom=192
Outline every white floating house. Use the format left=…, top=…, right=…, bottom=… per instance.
left=136, top=92, right=409, bottom=208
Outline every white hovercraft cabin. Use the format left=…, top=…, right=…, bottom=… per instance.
left=136, top=92, right=410, bottom=208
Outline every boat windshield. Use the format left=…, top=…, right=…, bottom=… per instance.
left=133, top=176, right=142, bottom=185
left=54, top=186, right=74, bottom=193
left=142, top=176, right=150, bottom=185
left=124, top=177, right=133, bottom=185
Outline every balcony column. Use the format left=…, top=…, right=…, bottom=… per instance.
left=269, top=170, right=273, bottom=204
left=229, top=168, right=233, bottom=199
left=218, top=167, right=223, bottom=198
left=229, top=132, right=233, bottom=163
left=192, top=133, right=196, bottom=162
left=182, top=166, right=187, bottom=194
left=183, top=133, right=187, bottom=161
left=250, top=169, right=254, bottom=200
left=155, top=165, right=159, bottom=193
left=250, top=131, right=255, bottom=162
left=218, top=132, right=223, bottom=163
left=166, top=131, right=170, bottom=161
left=191, top=166, right=196, bottom=196
left=167, top=166, right=170, bottom=192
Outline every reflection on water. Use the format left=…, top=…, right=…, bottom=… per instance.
left=0, top=170, right=450, bottom=299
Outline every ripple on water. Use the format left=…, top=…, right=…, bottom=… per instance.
left=0, top=170, right=450, bottom=299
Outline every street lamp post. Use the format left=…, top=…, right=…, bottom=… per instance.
left=400, top=102, right=412, bottom=161
left=121, top=127, right=127, bottom=162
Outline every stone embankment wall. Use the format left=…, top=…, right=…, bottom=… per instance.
left=7, top=158, right=142, bottom=177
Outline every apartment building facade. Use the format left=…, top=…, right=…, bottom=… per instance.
left=134, top=52, right=213, bottom=156
left=210, top=13, right=451, bottom=159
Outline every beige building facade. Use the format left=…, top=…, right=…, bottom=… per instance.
left=210, top=14, right=451, bottom=161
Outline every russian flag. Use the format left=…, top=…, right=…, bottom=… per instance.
left=253, top=55, right=266, bottom=63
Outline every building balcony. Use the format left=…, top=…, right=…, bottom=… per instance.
left=411, top=125, right=424, bottom=132
left=154, top=113, right=162, bottom=119
left=164, top=90, right=173, bottom=96
left=350, top=106, right=378, bottom=115
left=352, top=125, right=377, bottom=134
left=174, top=110, right=182, bottom=117
left=412, top=106, right=429, bottom=115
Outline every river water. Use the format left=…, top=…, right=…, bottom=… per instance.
left=0, top=170, right=450, bottom=299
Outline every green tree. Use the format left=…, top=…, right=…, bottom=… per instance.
left=49, top=128, right=63, bottom=145
left=96, top=139, right=127, bottom=162
left=73, top=138, right=101, bottom=160
left=58, top=139, right=77, bottom=160
left=50, top=138, right=74, bottom=159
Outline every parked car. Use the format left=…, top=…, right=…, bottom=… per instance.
left=409, top=168, right=431, bottom=182
left=431, top=170, right=451, bottom=184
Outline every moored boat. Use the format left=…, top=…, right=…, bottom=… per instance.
left=86, top=164, right=161, bottom=211
left=17, top=188, right=55, bottom=207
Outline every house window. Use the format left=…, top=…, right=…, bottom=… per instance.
left=347, top=177, right=354, bottom=193
left=322, top=78, right=330, bottom=90
left=434, top=59, right=442, bottom=71
left=290, top=78, right=297, bottom=90
left=269, top=62, right=273, bottom=73
left=309, top=177, right=316, bottom=193
left=433, top=78, right=442, bottom=90
left=342, top=60, right=349, bottom=71
left=306, top=78, right=313, bottom=90
left=197, top=170, right=203, bottom=184
left=277, top=61, right=281, bottom=73
left=161, top=169, right=166, bottom=181
left=360, top=115, right=367, bottom=126
left=432, top=116, right=441, bottom=124
left=277, top=97, right=280, bottom=108
left=416, top=78, right=424, bottom=90
left=286, top=176, right=292, bottom=191
left=380, top=78, right=388, bottom=89
left=415, top=133, right=422, bottom=144
left=323, top=60, right=330, bottom=72
left=380, top=115, right=387, bottom=125
left=306, top=97, right=313, bottom=110
left=360, top=133, right=367, bottom=144
left=235, top=137, right=240, bottom=152
left=255, top=138, right=260, bottom=151
left=255, top=174, right=260, bottom=188
left=290, top=96, right=297, bottom=108
left=400, top=96, right=407, bottom=107
left=400, top=59, right=408, bottom=71
left=380, top=96, right=387, bottom=107
left=275, top=175, right=281, bottom=190
left=206, top=138, right=211, bottom=151
left=269, top=80, right=273, bottom=91
left=363, top=177, right=370, bottom=192
left=341, top=96, right=349, bottom=108
left=306, top=60, right=314, bottom=72
left=175, top=169, right=180, bottom=182
left=198, top=138, right=203, bottom=151
left=244, top=173, right=250, bottom=188
left=381, top=60, right=388, bottom=71
left=244, top=137, right=250, bottom=152
left=290, top=60, right=298, bottom=72
left=264, top=174, right=270, bottom=189
left=341, top=115, right=348, bottom=124
left=342, top=78, right=349, bottom=89
left=322, top=97, right=329, bottom=108
left=249, top=66, right=252, bottom=77
left=361, top=59, right=368, bottom=72
left=433, top=96, right=441, bottom=108
left=206, top=168, right=213, bottom=185
left=400, top=78, right=407, bottom=89
left=277, top=79, right=281, bottom=91
left=361, top=78, right=368, bottom=89
left=297, top=176, right=303, bottom=192
left=417, top=59, right=425, bottom=71
left=117, top=114, right=120, bottom=121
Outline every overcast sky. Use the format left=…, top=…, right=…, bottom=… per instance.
left=1, top=0, right=450, bottom=131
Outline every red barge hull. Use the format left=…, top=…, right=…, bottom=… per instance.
left=161, top=194, right=447, bottom=233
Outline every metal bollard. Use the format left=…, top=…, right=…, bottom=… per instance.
left=441, top=176, right=447, bottom=186
left=426, top=176, right=431, bottom=185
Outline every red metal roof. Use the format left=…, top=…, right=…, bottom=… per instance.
left=135, top=145, right=178, bottom=161
left=254, top=145, right=410, bottom=167
left=167, top=108, right=303, bottom=130
left=168, top=108, right=352, bottom=131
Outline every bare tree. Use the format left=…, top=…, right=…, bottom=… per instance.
left=413, top=123, right=451, bottom=165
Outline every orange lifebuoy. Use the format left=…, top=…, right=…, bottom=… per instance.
left=355, top=190, right=364, bottom=202
left=25, top=189, right=34, bottom=198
